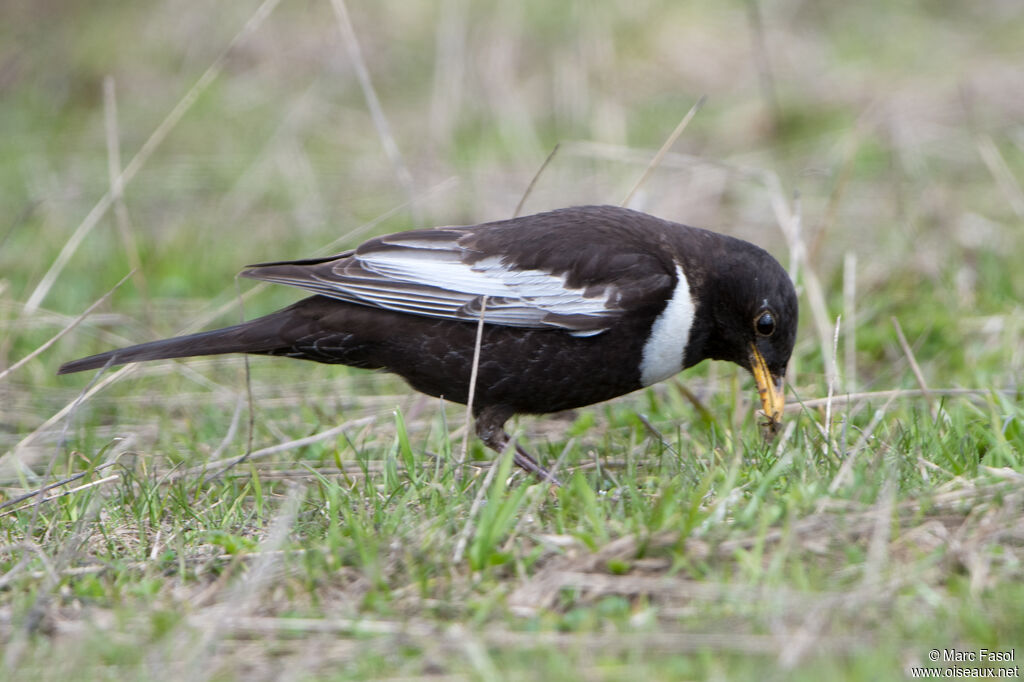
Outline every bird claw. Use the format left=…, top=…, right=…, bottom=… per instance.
left=513, top=448, right=562, bottom=486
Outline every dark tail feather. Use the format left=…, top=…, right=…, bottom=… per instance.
left=57, top=315, right=286, bottom=375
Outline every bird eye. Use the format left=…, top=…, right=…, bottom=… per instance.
left=755, top=311, right=776, bottom=336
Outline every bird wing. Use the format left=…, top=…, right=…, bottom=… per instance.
left=241, top=208, right=677, bottom=335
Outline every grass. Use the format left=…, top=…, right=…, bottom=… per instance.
left=2, top=0, right=1024, bottom=680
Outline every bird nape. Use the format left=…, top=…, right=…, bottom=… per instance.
left=59, top=205, right=798, bottom=484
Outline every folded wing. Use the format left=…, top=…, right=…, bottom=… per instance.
left=241, top=208, right=676, bottom=336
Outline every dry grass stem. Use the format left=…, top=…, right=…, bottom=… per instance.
left=789, top=387, right=1007, bottom=412
left=0, top=271, right=134, bottom=383
left=102, top=76, right=149, bottom=311
left=24, top=0, right=283, bottom=314
left=503, top=438, right=575, bottom=550
left=891, top=316, right=937, bottom=420
left=452, top=439, right=507, bottom=564
left=3, top=438, right=131, bottom=669
left=329, top=0, right=418, bottom=222
left=744, top=0, right=780, bottom=126
left=458, top=294, right=488, bottom=478
left=176, top=485, right=305, bottom=682
left=201, top=615, right=863, bottom=657
left=976, top=133, right=1024, bottom=220
left=767, top=182, right=835, bottom=383
left=26, top=187, right=459, bottom=467
left=808, top=125, right=862, bottom=263
left=842, top=251, right=857, bottom=392
left=6, top=5, right=1022, bottom=677
left=513, top=143, right=561, bottom=218
left=621, top=95, right=706, bottom=208
left=175, top=416, right=376, bottom=481
left=827, top=393, right=897, bottom=494
left=0, top=474, right=121, bottom=519
left=0, top=462, right=117, bottom=515
left=562, top=140, right=768, bottom=182
left=451, top=623, right=502, bottom=682
left=235, top=280, right=256, bottom=460
left=823, top=314, right=841, bottom=459
left=3, top=364, right=138, bottom=474
left=862, top=476, right=896, bottom=586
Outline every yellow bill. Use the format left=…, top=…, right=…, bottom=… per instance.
left=749, top=343, right=785, bottom=436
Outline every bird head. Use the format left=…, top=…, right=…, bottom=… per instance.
left=684, top=237, right=798, bottom=435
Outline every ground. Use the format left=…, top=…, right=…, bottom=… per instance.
left=1, top=1, right=1023, bottom=680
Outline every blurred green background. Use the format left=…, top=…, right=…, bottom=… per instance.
left=4, top=0, right=1021, bottom=303
left=2, top=0, right=1023, bottom=679
left=4, top=0, right=1021, bottom=445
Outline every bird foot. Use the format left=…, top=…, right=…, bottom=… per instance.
left=511, top=444, right=562, bottom=486
left=475, top=406, right=562, bottom=486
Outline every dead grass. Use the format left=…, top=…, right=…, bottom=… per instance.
left=2, top=0, right=1023, bottom=680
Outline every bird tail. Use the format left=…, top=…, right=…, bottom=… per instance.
left=57, top=312, right=289, bottom=375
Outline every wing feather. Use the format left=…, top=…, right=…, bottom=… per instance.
left=241, top=207, right=678, bottom=333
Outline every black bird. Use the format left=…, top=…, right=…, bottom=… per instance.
left=59, top=206, right=798, bottom=482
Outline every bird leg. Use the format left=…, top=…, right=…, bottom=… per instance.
left=474, top=406, right=561, bottom=485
